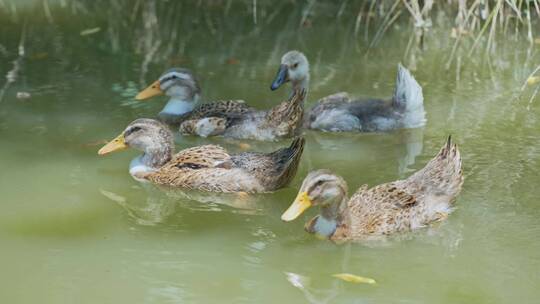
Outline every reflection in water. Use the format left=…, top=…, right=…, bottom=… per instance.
left=284, top=244, right=356, bottom=304
left=100, top=183, right=263, bottom=226
left=100, top=186, right=177, bottom=226
left=285, top=271, right=342, bottom=304
left=308, top=127, right=424, bottom=176
left=161, top=187, right=263, bottom=215
left=398, top=127, right=424, bottom=176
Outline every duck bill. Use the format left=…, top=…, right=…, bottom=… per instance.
left=270, top=64, right=288, bottom=91
left=281, top=191, right=312, bottom=222
left=135, top=80, right=163, bottom=100
left=98, top=133, right=127, bottom=155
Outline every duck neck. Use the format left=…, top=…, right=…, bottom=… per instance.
left=142, top=144, right=173, bottom=168
left=291, top=76, right=309, bottom=97
left=306, top=195, right=348, bottom=239
left=159, top=97, right=197, bottom=117
left=129, top=142, right=174, bottom=176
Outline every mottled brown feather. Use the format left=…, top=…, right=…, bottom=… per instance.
left=145, top=138, right=305, bottom=193
left=180, top=90, right=306, bottom=140
left=329, top=137, right=463, bottom=241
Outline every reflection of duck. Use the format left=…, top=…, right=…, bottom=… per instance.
left=136, top=68, right=305, bottom=141
left=303, top=127, right=424, bottom=177
left=281, top=137, right=463, bottom=242
left=100, top=187, right=177, bottom=226
left=100, top=185, right=263, bottom=226
left=398, top=128, right=424, bottom=176
left=98, top=118, right=305, bottom=193
left=271, top=50, right=426, bottom=132
left=160, top=188, right=263, bottom=214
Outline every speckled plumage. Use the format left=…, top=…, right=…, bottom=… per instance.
left=180, top=89, right=306, bottom=140
left=139, top=67, right=305, bottom=141
left=103, top=119, right=306, bottom=193
left=293, top=137, right=463, bottom=242
left=148, top=137, right=305, bottom=192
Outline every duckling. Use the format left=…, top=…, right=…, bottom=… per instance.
left=270, top=50, right=426, bottom=132
left=281, top=136, right=463, bottom=242
left=136, top=68, right=305, bottom=141
left=98, top=118, right=305, bottom=193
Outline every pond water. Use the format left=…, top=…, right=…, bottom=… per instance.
left=1, top=1, right=539, bottom=303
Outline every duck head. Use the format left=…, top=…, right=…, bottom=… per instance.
left=98, top=118, right=174, bottom=176
left=271, top=51, right=310, bottom=92
left=136, top=68, right=201, bottom=121
left=281, top=170, right=348, bottom=238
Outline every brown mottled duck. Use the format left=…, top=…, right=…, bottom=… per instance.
left=98, top=118, right=305, bottom=193
left=281, top=136, right=463, bottom=242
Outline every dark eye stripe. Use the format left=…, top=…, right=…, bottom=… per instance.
left=124, top=126, right=142, bottom=137
left=161, top=72, right=187, bottom=83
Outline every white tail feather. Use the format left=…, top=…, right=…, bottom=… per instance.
left=393, top=64, right=426, bottom=128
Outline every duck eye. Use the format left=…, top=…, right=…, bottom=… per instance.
left=314, top=180, right=325, bottom=188
left=292, top=63, right=299, bottom=69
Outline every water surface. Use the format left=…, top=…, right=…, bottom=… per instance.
left=1, top=1, right=539, bottom=303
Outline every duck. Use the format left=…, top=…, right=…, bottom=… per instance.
left=270, top=50, right=426, bottom=132
left=280, top=136, right=463, bottom=242
left=98, top=118, right=305, bottom=193
left=135, top=68, right=305, bottom=141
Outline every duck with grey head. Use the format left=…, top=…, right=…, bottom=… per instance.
left=270, top=50, right=426, bottom=132
left=136, top=68, right=306, bottom=141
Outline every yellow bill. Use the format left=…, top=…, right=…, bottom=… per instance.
left=135, top=80, right=163, bottom=100
left=281, top=191, right=312, bottom=221
left=332, top=273, right=376, bottom=285
left=98, top=133, right=127, bottom=155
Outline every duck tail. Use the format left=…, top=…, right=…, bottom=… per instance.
left=407, top=136, right=464, bottom=202
left=392, top=64, right=426, bottom=128
left=267, top=136, right=306, bottom=190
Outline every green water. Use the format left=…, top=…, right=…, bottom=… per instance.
left=1, top=1, right=540, bottom=303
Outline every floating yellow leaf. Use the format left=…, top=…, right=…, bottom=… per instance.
left=527, top=76, right=540, bottom=86
left=332, top=273, right=376, bottom=284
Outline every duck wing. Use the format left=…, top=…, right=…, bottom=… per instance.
left=339, top=183, right=420, bottom=237
left=178, top=100, right=256, bottom=137
left=161, top=145, right=233, bottom=171
left=397, top=136, right=463, bottom=200
left=188, top=100, right=255, bottom=120
left=230, top=137, right=305, bottom=191
left=147, top=144, right=270, bottom=192
left=306, top=92, right=394, bottom=131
